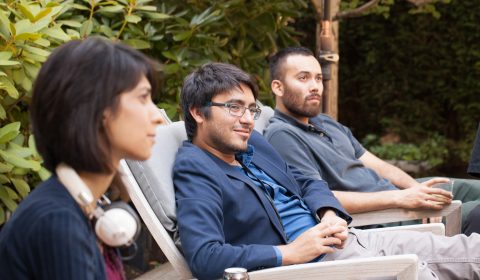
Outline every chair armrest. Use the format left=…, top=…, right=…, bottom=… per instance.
left=363, top=223, right=445, bottom=236
left=135, top=255, right=419, bottom=280
left=248, top=254, right=419, bottom=280
left=349, top=200, right=461, bottom=236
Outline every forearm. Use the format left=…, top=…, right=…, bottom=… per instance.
left=292, top=168, right=351, bottom=222
left=332, top=190, right=401, bottom=213
left=317, top=208, right=337, bottom=220
left=377, top=163, right=418, bottom=189
left=360, top=151, right=419, bottom=189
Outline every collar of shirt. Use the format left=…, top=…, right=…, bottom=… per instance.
left=235, top=144, right=255, bottom=167
left=273, top=110, right=329, bottom=137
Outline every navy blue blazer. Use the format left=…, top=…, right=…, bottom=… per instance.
left=174, top=131, right=351, bottom=280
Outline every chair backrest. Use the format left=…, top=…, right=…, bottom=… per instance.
left=126, top=121, right=186, bottom=241
left=119, top=113, right=193, bottom=279
left=254, top=105, right=274, bottom=133
left=118, top=106, right=275, bottom=279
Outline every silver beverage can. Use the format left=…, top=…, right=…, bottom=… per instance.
left=223, top=267, right=249, bottom=280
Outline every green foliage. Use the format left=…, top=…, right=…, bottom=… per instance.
left=339, top=0, right=451, bottom=19
left=150, top=0, right=307, bottom=118
left=362, top=133, right=448, bottom=168
left=0, top=1, right=68, bottom=224
left=0, top=0, right=171, bottom=224
left=338, top=1, right=480, bottom=170
left=0, top=0, right=305, bottom=224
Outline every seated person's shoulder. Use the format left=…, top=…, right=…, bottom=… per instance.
left=174, top=140, right=213, bottom=165
left=311, top=114, right=351, bottom=136
left=249, top=130, right=281, bottom=152
left=5, top=177, right=88, bottom=232
left=263, top=115, right=288, bottom=136
left=173, top=141, right=228, bottom=178
left=316, top=113, right=344, bottom=127
left=316, top=113, right=333, bottom=121
left=0, top=177, right=92, bottom=253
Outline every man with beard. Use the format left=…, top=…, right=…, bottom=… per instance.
left=173, top=62, right=480, bottom=280
left=263, top=47, right=480, bottom=232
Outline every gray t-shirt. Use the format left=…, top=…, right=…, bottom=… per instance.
left=263, top=110, right=397, bottom=192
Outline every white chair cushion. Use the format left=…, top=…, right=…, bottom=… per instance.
left=254, top=105, right=274, bottom=133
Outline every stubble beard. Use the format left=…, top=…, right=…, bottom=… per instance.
left=283, top=86, right=322, bottom=118
left=210, top=124, right=249, bottom=155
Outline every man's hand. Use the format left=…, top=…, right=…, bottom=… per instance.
left=394, top=178, right=453, bottom=210
left=319, top=210, right=348, bottom=249
left=276, top=213, right=347, bottom=265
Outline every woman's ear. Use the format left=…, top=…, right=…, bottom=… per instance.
left=271, top=80, right=284, bottom=97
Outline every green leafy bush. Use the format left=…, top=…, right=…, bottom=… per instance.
left=1, top=1, right=68, bottom=224
left=362, top=133, right=448, bottom=168
left=0, top=0, right=170, bottom=224
left=338, top=1, right=479, bottom=169
left=0, top=0, right=306, bottom=224
left=150, top=0, right=307, bottom=118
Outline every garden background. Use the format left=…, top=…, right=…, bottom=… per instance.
left=0, top=0, right=478, bottom=250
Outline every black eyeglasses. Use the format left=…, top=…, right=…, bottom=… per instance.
left=206, top=102, right=262, bottom=120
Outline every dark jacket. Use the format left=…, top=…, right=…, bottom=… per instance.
left=174, top=131, right=350, bottom=279
left=0, top=176, right=105, bottom=280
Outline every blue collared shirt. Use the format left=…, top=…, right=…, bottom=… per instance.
left=236, top=145, right=319, bottom=265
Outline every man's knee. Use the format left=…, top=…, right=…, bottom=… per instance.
left=463, top=204, right=480, bottom=235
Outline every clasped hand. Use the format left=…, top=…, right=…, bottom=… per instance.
left=277, top=210, right=348, bottom=265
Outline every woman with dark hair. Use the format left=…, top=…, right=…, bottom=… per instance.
left=0, top=37, right=162, bottom=279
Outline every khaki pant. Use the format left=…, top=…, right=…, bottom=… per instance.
left=322, top=228, right=480, bottom=279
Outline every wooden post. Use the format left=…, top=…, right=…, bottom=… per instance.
left=312, top=0, right=340, bottom=120
left=330, top=0, right=340, bottom=120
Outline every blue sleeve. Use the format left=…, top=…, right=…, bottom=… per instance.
left=288, top=164, right=352, bottom=224
left=273, top=246, right=282, bottom=266
left=174, top=152, right=278, bottom=280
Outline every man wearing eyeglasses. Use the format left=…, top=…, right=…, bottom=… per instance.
left=173, top=62, right=480, bottom=280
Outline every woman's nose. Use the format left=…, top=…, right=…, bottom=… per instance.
left=150, top=105, right=165, bottom=125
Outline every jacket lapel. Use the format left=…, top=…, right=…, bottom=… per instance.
left=206, top=152, right=288, bottom=243
left=252, top=153, right=300, bottom=195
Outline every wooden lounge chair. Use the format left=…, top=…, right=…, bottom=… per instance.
left=118, top=112, right=459, bottom=279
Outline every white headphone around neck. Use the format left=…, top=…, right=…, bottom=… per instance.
left=56, top=163, right=140, bottom=247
